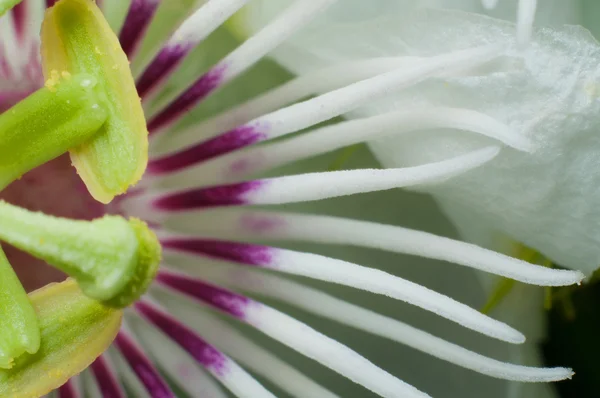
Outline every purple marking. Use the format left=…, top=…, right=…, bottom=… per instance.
left=90, top=356, right=126, bottom=398
left=227, top=157, right=260, bottom=176
left=58, top=380, right=78, bottom=398
left=0, top=56, right=10, bottom=78
left=115, top=332, right=175, bottom=398
left=137, top=43, right=192, bottom=99
left=135, top=301, right=228, bottom=375
left=239, top=213, right=286, bottom=234
left=156, top=272, right=250, bottom=318
left=147, top=125, right=266, bottom=174
left=25, top=46, right=43, bottom=85
left=152, top=180, right=262, bottom=211
left=11, top=1, right=26, bottom=41
left=119, top=0, right=161, bottom=58
left=147, top=65, right=227, bottom=134
left=161, top=238, right=273, bottom=266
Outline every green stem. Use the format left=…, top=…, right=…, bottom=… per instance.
left=0, top=246, right=40, bottom=369
left=0, top=201, right=161, bottom=308
left=327, top=144, right=363, bottom=171
left=0, top=73, right=108, bottom=191
left=480, top=277, right=516, bottom=315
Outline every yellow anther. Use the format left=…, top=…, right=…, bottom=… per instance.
left=44, top=70, right=62, bottom=92
left=42, top=0, right=149, bottom=204
left=0, top=280, right=122, bottom=398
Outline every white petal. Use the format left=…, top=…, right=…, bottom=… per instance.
left=237, top=3, right=600, bottom=274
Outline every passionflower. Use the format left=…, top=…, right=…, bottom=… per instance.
left=0, top=0, right=593, bottom=397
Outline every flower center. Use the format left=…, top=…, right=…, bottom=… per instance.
left=0, top=154, right=105, bottom=291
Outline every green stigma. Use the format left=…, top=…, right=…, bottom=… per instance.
left=0, top=247, right=39, bottom=370
left=0, top=201, right=161, bottom=308
left=0, top=72, right=108, bottom=191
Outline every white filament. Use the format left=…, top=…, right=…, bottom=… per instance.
left=0, top=15, right=22, bottom=80
left=176, top=263, right=573, bottom=383
left=81, top=369, right=103, bottom=398
left=123, top=0, right=161, bottom=59
left=517, top=0, right=537, bottom=49
left=154, top=289, right=340, bottom=398
left=128, top=1, right=197, bottom=76
left=144, top=46, right=503, bottom=189
left=271, top=214, right=584, bottom=286
left=21, top=0, right=44, bottom=51
left=135, top=302, right=277, bottom=398
left=156, top=278, right=431, bottom=398
left=88, top=356, right=125, bottom=398
left=126, top=313, right=229, bottom=398
left=242, top=107, right=527, bottom=176
left=240, top=146, right=500, bottom=204
left=149, top=0, right=338, bottom=120
left=167, top=0, right=250, bottom=47
left=139, top=0, right=249, bottom=98
left=152, top=57, right=419, bottom=154
left=161, top=243, right=525, bottom=343
left=55, top=376, right=83, bottom=398
left=481, top=0, right=499, bottom=9
left=143, top=146, right=500, bottom=207
left=244, top=46, right=500, bottom=143
left=153, top=106, right=528, bottom=189
left=105, top=346, right=149, bottom=398
left=153, top=51, right=502, bottom=155
left=209, top=0, right=337, bottom=80
left=149, top=209, right=584, bottom=287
